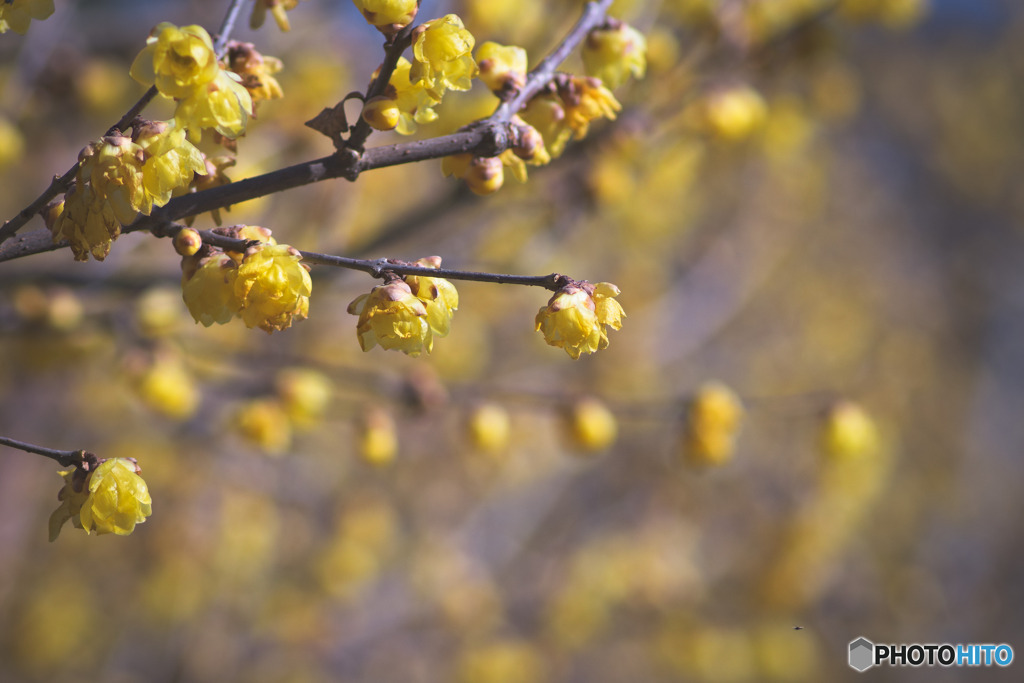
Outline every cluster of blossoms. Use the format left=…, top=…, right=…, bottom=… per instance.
left=521, top=75, right=623, bottom=159
left=179, top=225, right=312, bottom=333
left=535, top=281, right=625, bottom=359
left=130, top=23, right=254, bottom=141
left=51, top=120, right=206, bottom=260
left=362, top=13, right=478, bottom=135
left=347, top=257, right=459, bottom=357
left=0, top=0, right=52, bottom=34
left=49, top=457, right=152, bottom=541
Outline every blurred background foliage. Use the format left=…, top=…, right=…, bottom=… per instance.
left=1, top=0, right=1023, bottom=681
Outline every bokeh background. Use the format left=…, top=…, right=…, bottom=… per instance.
left=1, top=0, right=1022, bottom=681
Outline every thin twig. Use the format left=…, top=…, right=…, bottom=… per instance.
left=494, top=0, right=614, bottom=121
left=0, top=0, right=252, bottom=247
left=0, top=436, right=86, bottom=468
left=346, top=24, right=416, bottom=151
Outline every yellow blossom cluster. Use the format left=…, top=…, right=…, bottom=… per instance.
left=362, top=14, right=478, bottom=135
left=51, top=122, right=206, bottom=260
left=49, top=458, right=152, bottom=541
left=535, top=281, right=625, bottom=359
left=130, top=23, right=253, bottom=141
left=180, top=226, right=312, bottom=333
left=347, top=257, right=459, bottom=357
left=0, top=0, right=53, bottom=34
left=441, top=117, right=549, bottom=195
left=521, top=76, right=621, bottom=158
left=476, top=42, right=528, bottom=96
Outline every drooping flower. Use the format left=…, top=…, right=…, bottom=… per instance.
left=173, top=69, right=254, bottom=141
left=181, top=252, right=241, bottom=326
left=250, top=0, right=304, bottom=32
left=51, top=182, right=119, bottom=261
left=582, top=21, right=647, bottom=89
left=521, top=77, right=621, bottom=158
left=227, top=41, right=284, bottom=103
left=404, top=256, right=459, bottom=338
left=362, top=57, right=441, bottom=135
left=130, top=23, right=220, bottom=100
left=535, top=281, right=624, bottom=359
left=692, top=84, right=768, bottom=141
left=82, top=135, right=146, bottom=224
left=347, top=279, right=432, bottom=356
left=441, top=154, right=504, bottom=195
left=0, top=0, right=54, bottom=35
left=233, top=243, right=312, bottom=332
left=410, top=14, right=478, bottom=94
left=49, top=458, right=153, bottom=539
left=135, top=120, right=207, bottom=208
left=352, top=0, right=418, bottom=31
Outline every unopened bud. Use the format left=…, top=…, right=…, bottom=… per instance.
left=173, top=227, right=203, bottom=256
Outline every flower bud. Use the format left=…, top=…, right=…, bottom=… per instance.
left=174, top=227, right=203, bottom=256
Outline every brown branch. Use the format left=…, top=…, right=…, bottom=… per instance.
left=0, top=436, right=90, bottom=468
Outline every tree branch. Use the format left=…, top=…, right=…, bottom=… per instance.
left=0, top=436, right=89, bottom=468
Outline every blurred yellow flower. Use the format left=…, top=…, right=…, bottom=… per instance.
left=136, top=354, right=200, bottom=420
left=250, top=0, right=303, bottom=32
left=681, top=381, right=744, bottom=467
left=359, top=408, right=398, bottom=466
left=353, top=0, right=418, bottom=30
left=0, top=0, right=54, bottom=34
left=567, top=397, right=618, bottom=452
left=467, top=402, right=511, bottom=454
left=582, top=22, right=647, bottom=89
left=819, top=400, right=879, bottom=460
left=476, top=42, right=528, bottom=95
left=235, top=399, right=292, bottom=454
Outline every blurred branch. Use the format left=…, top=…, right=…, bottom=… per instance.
left=0, top=0, right=251, bottom=247
left=0, top=436, right=89, bottom=468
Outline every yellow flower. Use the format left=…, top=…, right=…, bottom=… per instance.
left=353, top=0, right=418, bottom=31
left=467, top=402, right=511, bottom=454
left=582, top=22, right=647, bottom=89
left=135, top=121, right=207, bottom=208
left=181, top=253, right=241, bottom=326
left=234, top=399, right=292, bottom=454
left=405, top=256, right=459, bottom=338
left=363, top=58, right=441, bottom=135
left=441, top=154, right=504, bottom=195
left=347, top=279, right=432, bottom=356
left=567, top=397, right=617, bottom=452
left=136, top=353, right=200, bottom=420
left=359, top=408, right=398, bottom=466
left=82, top=135, right=146, bottom=223
left=80, top=458, right=153, bottom=536
left=276, top=368, right=333, bottom=429
left=250, top=0, right=303, bottom=32
left=476, top=42, right=528, bottom=95
left=695, top=84, right=768, bottom=141
left=227, top=41, right=285, bottom=103
left=130, top=23, right=219, bottom=100
left=681, top=381, right=744, bottom=467
left=234, top=243, right=312, bottom=333
left=0, top=0, right=54, bottom=35
left=535, top=281, right=624, bottom=359
left=51, top=182, right=120, bottom=261
left=174, top=69, right=254, bottom=140
left=819, top=401, right=879, bottom=460
left=521, top=78, right=620, bottom=158
left=48, top=467, right=91, bottom=541
left=410, top=14, right=478, bottom=94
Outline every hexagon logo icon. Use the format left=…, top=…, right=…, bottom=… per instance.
left=849, top=637, right=875, bottom=672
